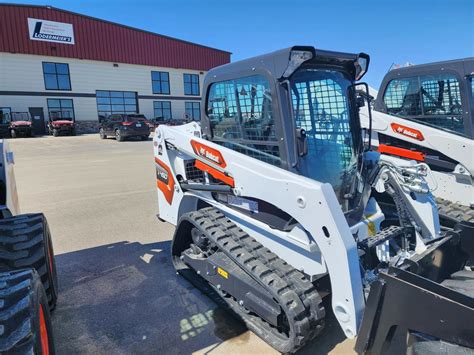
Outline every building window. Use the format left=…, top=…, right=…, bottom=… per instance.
left=0, top=108, right=12, bottom=124
left=470, top=76, right=474, bottom=101
left=43, top=62, right=71, bottom=90
left=153, top=101, right=172, bottom=120
left=96, top=91, right=137, bottom=120
left=184, top=74, right=200, bottom=96
left=151, top=71, right=170, bottom=94
left=185, top=102, right=201, bottom=120
left=47, top=99, right=75, bottom=120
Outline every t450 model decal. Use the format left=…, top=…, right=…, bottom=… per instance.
left=155, top=157, right=175, bottom=204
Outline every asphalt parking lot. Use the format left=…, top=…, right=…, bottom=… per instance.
left=10, top=134, right=356, bottom=355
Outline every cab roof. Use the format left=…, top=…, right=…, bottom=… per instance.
left=204, top=46, right=366, bottom=85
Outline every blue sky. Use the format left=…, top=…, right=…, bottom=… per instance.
left=10, top=0, right=474, bottom=87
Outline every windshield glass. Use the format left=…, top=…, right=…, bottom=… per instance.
left=126, top=114, right=146, bottom=122
left=290, top=68, right=361, bottom=210
left=50, top=111, right=73, bottom=121
left=11, top=112, right=31, bottom=121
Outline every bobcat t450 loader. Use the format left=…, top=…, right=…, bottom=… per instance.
left=360, top=58, right=474, bottom=224
left=153, top=47, right=473, bottom=353
left=0, top=140, right=58, bottom=354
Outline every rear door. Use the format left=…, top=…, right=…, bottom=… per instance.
left=114, top=115, right=124, bottom=132
left=106, top=115, right=118, bottom=134
left=28, top=107, right=46, bottom=135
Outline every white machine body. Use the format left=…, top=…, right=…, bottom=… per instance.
left=360, top=108, right=474, bottom=207
left=154, top=122, right=440, bottom=339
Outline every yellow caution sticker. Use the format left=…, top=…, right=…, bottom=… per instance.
left=217, top=267, right=228, bottom=279
left=368, top=221, right=376, bottom=236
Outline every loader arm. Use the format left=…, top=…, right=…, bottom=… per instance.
left=360, top=107, right=474, bottom=208
left=154, top=122, right=365, bottom=339
left=360, top=109, right=474, bottom=176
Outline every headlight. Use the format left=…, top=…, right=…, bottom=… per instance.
left=282, top=50, right=313, bottom=78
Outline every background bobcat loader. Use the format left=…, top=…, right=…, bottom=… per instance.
left=153, top=47, right=473, bottom=353
left=360, top=58, right=474, bottom=225
left=0, top=140, right=58, bottom=354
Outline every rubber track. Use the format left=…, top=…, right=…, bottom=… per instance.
left=0, top=214, right=56, bottom=308
left=185, top=207, right=325, bottom=353
left=436, top=198, right=474, bottom=224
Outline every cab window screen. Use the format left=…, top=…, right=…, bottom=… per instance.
left=291, top=70, right=356, bottom=187
left=384, top=78, right=421, bottom=116
left=421, top=74, right=462, bottom=115
left=420, top=74, right=463, bottom=133
left=207, top=75, right=281, bottom=166
left=383, top=74, right=464, bottom=135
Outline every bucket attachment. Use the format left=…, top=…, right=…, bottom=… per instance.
left=356, top=222, right=474, bottom=354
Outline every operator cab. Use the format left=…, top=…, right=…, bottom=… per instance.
left=201, top=46, right=371, bottom=221
left=374, top=57, right=474, bottom=140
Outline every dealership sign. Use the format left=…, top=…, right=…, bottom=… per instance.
left=27, top=18, right=75, bottom=45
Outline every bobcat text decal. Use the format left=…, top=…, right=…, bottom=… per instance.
left=190, top=140, right=234, bottom=187
left=190, top=140, right=227, bottom=168
left=391, top=123, right=424, bottom=141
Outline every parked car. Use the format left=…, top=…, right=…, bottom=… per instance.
left=99, top=114, right=150, bottom=141
left=7, top=112, right=34, bottom=138
left=48, top=111, right=76, bottom=136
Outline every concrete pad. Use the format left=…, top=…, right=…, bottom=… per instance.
left=10, top=134, right=358, bottom=354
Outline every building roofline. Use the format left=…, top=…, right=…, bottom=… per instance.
left=0, top=2, right=232, bottom=55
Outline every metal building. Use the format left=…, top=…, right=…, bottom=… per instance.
left=0, top=4, right=231, bottom=133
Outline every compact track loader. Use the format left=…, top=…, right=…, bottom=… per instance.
left=0, top=140, right=58, bottom=354
left=153, top=47, right=473, bottom=353
left=359, top=58, right=474, bottom=224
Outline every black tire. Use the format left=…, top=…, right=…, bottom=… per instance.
left=99, top=128, right=107, bottom=139
left=141, top=135, right=148, bottom=141
left=0, top=269, right=55, bottom=354
left=0, top=214, right=58, bottom=310
left=115, top=130, right=124, bottom=142
left=70, top=128, right=76, bottom=136
left=10, top=130, right=16, bottom=139
left=52, top=129, right=58, bottom=137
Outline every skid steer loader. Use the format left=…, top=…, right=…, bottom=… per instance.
left=0, top=140, right=58, bottom=354
left=359, top=58, right=474, bottom=224
left=153, top=46, right=473, bottom=353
